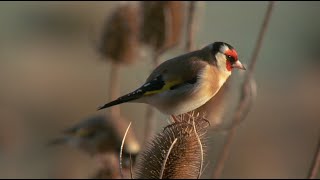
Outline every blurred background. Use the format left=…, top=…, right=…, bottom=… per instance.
left=0, top=1, right=319, bottom=178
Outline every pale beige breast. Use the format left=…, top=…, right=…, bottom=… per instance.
left=145, top=64, right=230, bottom=115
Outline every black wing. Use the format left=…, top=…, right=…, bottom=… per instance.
left=97, top=75, right=165, bottom=111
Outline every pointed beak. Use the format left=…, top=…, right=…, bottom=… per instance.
left=232, top=60, right=246, bottom=70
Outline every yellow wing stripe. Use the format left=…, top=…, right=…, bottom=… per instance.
left=143, top=79, right=182, bottom=96
left=75, top=129, right=90, bottom=137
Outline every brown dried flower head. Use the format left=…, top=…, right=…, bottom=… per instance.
left=99, top=3, right=141, bottom=65
left=140, top=1, right=185, bottom=54
left=134, top=114, right=209, bottom=179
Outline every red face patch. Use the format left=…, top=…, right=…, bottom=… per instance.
left=224, top=49, right=238, bottom=71
left=226, top=61, right=232, bottom=71
left=224, top=49, right=238, bottom=61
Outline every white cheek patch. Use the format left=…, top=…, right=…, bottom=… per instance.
left=215, top=52, right=232, bottom=79
left=215, top=52, right=227, bottom=70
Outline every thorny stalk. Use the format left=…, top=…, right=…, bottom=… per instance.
left=143, top=1, right=186, bottom=144
left=130, top=153, right=133, bottom=179
left=143, top=53, right=161, bottom=145
left=192, top=115, right=204, bottom=179
left=308, top=136, right=320, bottom=179
left=119, top=122, right=132, bottom=179
left=212, top=1, right=275, bottom=178
left=163, top=5, right=173, bottom=54
left=109, top=63, right=121, bottom=118
left=186, top=1, right=197, bottom=51
left=160, top=138, right=178, bottom=179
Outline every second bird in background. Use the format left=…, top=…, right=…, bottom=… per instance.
left=48, top=115, right=140, bottom=168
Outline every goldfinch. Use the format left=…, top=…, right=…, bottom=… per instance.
left=48, top=115, right=140, bottom=159
left=97, top=42, right=246, bottom=116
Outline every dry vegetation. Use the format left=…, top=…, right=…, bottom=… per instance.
left=1, top=1, right=319, bottom=179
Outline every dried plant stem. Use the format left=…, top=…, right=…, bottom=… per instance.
left=212, top=1, right=275, bottom=178
left=308, top=137, right=320, bottom=179
left=119, top=122, right=132, bottom=179
left=186, top=1, right=197, bottom=51
left=143, top=53, right=161, bottom=145
left=218, top=77, right=257, bottom=132
left=163, top=5, right=173, bottom=53
left=192, top=116, right=204, bottom=179
left=212, top=126, right=237, bottom=179
left=144, top=107, right=157, bottom=140
left=109, top=63, right=120, bottom=118
left=153, top=52, right=161, bottom=67
left=130, top=153, right=133, bottom=179
left=160, top=138, right=178, bottom=179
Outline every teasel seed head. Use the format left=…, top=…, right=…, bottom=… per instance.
left=99, top=2, right=141, bottom=65
left=140, top=1, right=185, bottom=54
left=134, top=114, right=209, bottom=179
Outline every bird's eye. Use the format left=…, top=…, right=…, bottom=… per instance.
left=226, top=55, right=236, bottom=64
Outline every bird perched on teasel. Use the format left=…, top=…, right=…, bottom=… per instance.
left=97, top=42, right=246, bottom=116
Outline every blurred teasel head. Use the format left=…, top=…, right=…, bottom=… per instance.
left=140, top=1, right=185, bottom=54
left=98, top=2, right=141, bottom=65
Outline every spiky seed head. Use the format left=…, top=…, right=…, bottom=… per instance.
left=99, top=3, right=141, bottom=65
left=140, top=1, right=185, bottom=54
left=134, top=115, right=209, bottom=179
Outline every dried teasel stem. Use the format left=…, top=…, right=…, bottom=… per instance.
left=119, top=122, right=132, bottom=179
left=160, top=138, right=178, bottom=179
left=142, top=2, right=185, bottom=142
left=129, top=153, right=133, bottom=179
left=143, top=50, right=161, bottom=146
left=143, top=106, right=157, bottom=144
left=211, top=77, right=257, bottom=132
left=99, top=3, right=140, bottom=118
left=212, top=2, right=275, bottom=178
left=109, top=63, right=120, bottom=118
left=115, top=116, right=141, bottom=158
left=192, top=114, right=204, bottom=179
left=186, top=1, right=197, bottom=51
left=308, top=137, right=320, bottom=179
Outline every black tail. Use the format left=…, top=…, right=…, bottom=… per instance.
left=97, top=89, right=144, bottom=111
left=97, top=75, right=166, bottom=111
